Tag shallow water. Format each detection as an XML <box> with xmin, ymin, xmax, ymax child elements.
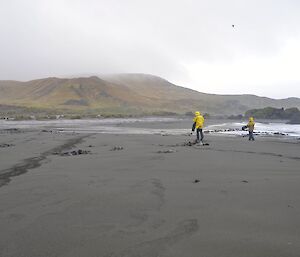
<box><xmin>0</xmin><ymin>117</ymin><xmax>190</xmax><ymax>135</ymax></box>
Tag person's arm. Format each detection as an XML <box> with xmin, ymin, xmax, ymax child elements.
<box><xmin>192</xmin><ymin>122</ymin><xmax>196</xmax><ymax>131</ymax></box>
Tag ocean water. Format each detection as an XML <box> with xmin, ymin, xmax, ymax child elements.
<box><xmin>206</xmin><ymin>122</ymin><xmax>300</xmax><ymax>137</ymax></box>
<box><xmin>1</xmin><ymin>118</ymin><xmax>300</xmax><ymax>137</ymax></box>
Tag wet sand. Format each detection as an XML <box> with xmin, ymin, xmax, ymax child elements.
<box><xmin>0</xmin><ymin>129</ymin><xmax>300</xmax><ymax>257</ymax></box>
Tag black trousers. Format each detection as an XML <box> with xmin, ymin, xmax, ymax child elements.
<box><xmin>249</xmin><ymin>131</ymin><xmax>255</xmax><ymax>141</ymax></box>
<box><xmin>197</xmin><ymin>128</ymin><xmax>204</xmax><ymax>141</ymax></box>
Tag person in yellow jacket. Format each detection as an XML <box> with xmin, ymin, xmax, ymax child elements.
<box><xmin>247</xmin><ymin>117</ymin><xmax>255</xmax><ymax>141</ymax></box>
<box><xmin>192</xmin><ymin>111</ymin><xmax>205</xmax><ymax>144</ymax></box>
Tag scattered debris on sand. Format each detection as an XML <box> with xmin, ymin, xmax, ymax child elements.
<box><xmin>184</xmin><ymin>141</ymin><xmax>195</xmax><ymax>146</ymax></box>
<box><xmin>41</xmin><ymin>129</ymin><xmax>64</xmax><ymax>134</ymax></box>
<box><xmin>157</xmin><ymin>149</ymin><xmax>176</xmax><ymax>153</ymax></box>
<box><xmin>154</xmin><ymin>132</ymin><xmax>171</xmax><ymax>136</ymax></box>
<box><xmin>273</xmin><ymin>132</ymin><xmax>288</xmax><ymax>136</ymax></box>
<box><xmin>111</xmin><ymin>146</ymin><xmax>124</xmax><ymax>151</ymax></box>
<box><xmin>183</xmin><ymin>141</ymin><xmax>210</xmax><ymax>147</ymax></box>
<box><xmin>0</xmin><ymin>128</ymin><xmax>21</xmax><ymax>134</ymax></box>
<box><xmin>0</xmin><ymin>143</ymin><xmax>14</xmax><ymax>148</ymax></box>
<box><xmin>53</xmin><ymin>149</ymin><xmax>91</xmax><ymax>156</ymax></box>
<box><xmin>162</xmin><ymin>141</ymin><xmax>210</xmax><ymax>148</ymax></box>
<box><xmin>41</xmin><ymin>129</ymin><xmax>53</xmax><ymax>133</ymax></box>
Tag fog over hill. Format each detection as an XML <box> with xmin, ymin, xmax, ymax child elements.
<box><xmin>1</xmin><ymin>74</ymin><xmax>300</xmax><ymax>116</ymax></box>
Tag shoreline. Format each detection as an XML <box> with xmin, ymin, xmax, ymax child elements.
<box><xmin>1</xmin><ymin>117</ymin><xmax>300</xmax><ymax>139</ymax></box>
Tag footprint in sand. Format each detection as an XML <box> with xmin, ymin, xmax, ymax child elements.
<box><xmin>107</xmin><ymin>219</ymin><xmax>199</xmax><ymax>257</ymax></box>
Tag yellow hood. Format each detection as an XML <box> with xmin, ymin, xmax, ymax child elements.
<box><xmin>193</xmin><ymin>111</ymin><xmax>204</xmax><ymax>129</ymax></box>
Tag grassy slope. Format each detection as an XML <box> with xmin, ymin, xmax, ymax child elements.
<box><xmin>0</xmin><ymin>74</ymin><xmax>300</xmax><ymax>115</ymax></box>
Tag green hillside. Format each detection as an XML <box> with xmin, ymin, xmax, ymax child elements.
<box><xmin>0</xmin><ymin>74</ymin><xmax>300</xmax><ymax>116</ymax></box>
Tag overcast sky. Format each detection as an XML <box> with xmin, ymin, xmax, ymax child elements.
<box><xmin>0</xmin><ymin>0</ymin><xmax>300</xmax><ymax>98</ymax></box>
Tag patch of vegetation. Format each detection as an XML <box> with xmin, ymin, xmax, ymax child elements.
<box><xmin>287</xmin><ymin>113</ymin><xmax>300</xmax><ymax>124</ymax></box>
<box><xmin>245</xmin><ymin>107</ymin><xmax>300</xmax><ymax>119</ymax></box>
<box><xmin>184</xmin><ymin>111</ymin><xmax>194</xmax><ymax>116</ymax></box>
<box><xmin>228</xmin><ymin>114</ymin><xmax>243</xmax><ymax>120</ymax></box>
<box><xmin>245</xmin><ymin>107</ymin><xmax>300</xmax><ymax>124</ymax></box>
<box><xmin>148</xmin><ymin>111</ymin><xmax>178</xmax><ymax>116</ymax></box>
<box><xmin>184</xmin><ymin>112</ymin><xmax>210</xmax><ymax>118</ymax></box>
<box><xmin>63</xmin><ymin>99</ymin><xmax>89</xmax><ymax>106</ymax></box>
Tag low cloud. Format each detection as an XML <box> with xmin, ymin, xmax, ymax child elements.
<box><xmin>0</xmin><ymin>0</ymin><xmax>299</xmax><ymax>98</ymax></box>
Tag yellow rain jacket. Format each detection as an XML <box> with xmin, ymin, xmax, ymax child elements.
<box><xmin>247</xmin><ymin>117</ymin><xmax>255</xmax><ymax>132</ymax></box>
<box><xmin>193</xmin><ymin>111</ymin><xmax>205</xmax><ymax>129</ymax></box>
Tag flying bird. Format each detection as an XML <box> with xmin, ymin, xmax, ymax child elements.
<box><xmin>232</xmin><ymin>24</ymin><xmax>235</xmax><ymax>28</ymax></box>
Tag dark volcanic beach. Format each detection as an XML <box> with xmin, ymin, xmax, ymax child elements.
<box><xmin>0</xmin><ymin>121</ymin><xmax>300</xmax><ymax>257</ymax></box>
